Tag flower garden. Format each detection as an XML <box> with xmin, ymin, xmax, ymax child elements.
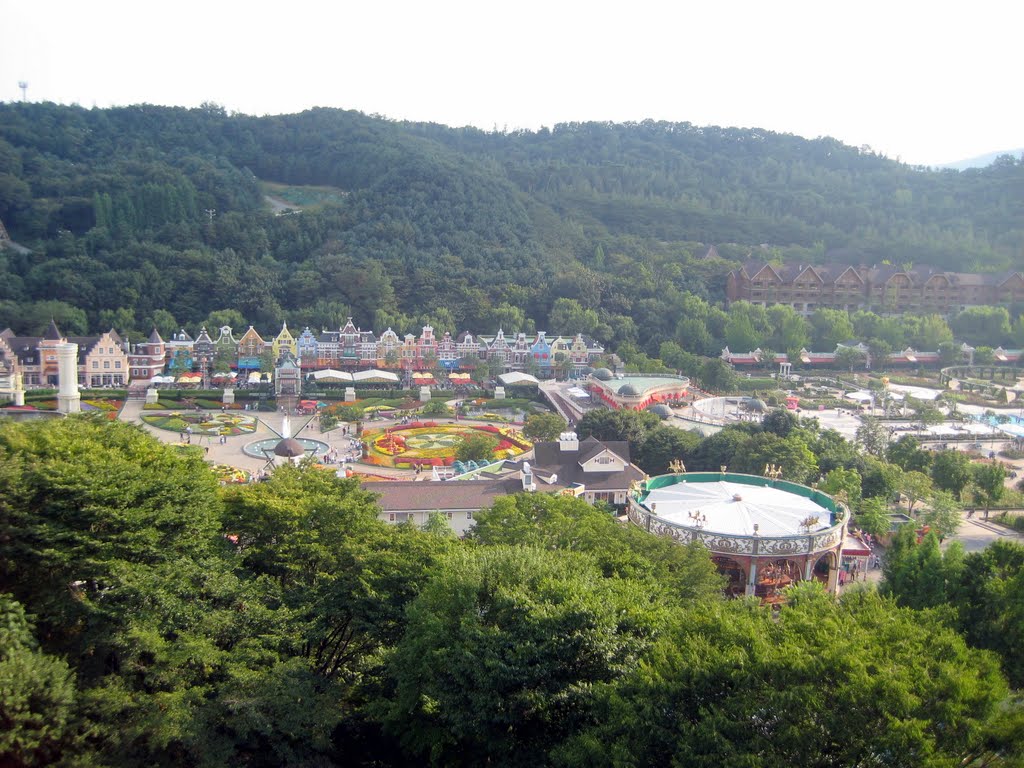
<box><xmin>141</xmin><ymin>411</ymin><xmax>258</xmax><ymax>436</ymax></box>
<box><xmin>20</xmin><ymin>398</ymin><xmax>123</xmax><ymax>420</ymax></box>
<box><xmin>362</xmin><ymin>422</ymin><xmax>532</xmax><ymax>468</ymax></box>
<box><xmin>209</xmin><ymin>464</ymin><xmax>250</xmax><ymax>484</ymax></box>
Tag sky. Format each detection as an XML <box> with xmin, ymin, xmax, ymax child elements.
<box><xmin>2</xmin><ymin>0</ymin><xmax>1021</xmax><ymax>167</ymax></box>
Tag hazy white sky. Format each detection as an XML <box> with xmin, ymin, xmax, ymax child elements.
<box><xmin>2</xmin><ymin>0</ymin><xmax>1020</xmax><ymax>166</ymax></box>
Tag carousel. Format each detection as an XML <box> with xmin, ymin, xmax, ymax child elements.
<box><xmin>627</xmin><ymin>464</ymin><xmax>848</xmax><ymax>601</ymax></box>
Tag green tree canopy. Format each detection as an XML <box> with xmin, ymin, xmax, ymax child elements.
<box><xmin>0</xmin><ymin>594</ymin><xmax>78</xmax><ymax>766</ymax></box>
<box><xmin>522</xmin><ymin>412</ymin><xmax>568</xmax><ymax>443</ymax></box>
<box><xmin>472</xmin><ymin>493</ymin><xmax>723</xmax><ymax>603</ymax></box>
<box><xmin>559</xmin><ymin>586</ymin><xmax>1014</xmax><ymax>768</ymax></box>
<box><xmin>379</xmin><ymin>546</ymin><xmax>669</xmax><ymax>765</ymax></box>
<box><xmin>455</xmin><ymin>431</ymin><xmax>499</xmax><ymax>462</ymax></box>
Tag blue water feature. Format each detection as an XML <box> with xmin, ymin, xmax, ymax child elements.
<box><xmin>975</xmin><ymin>412</ymin><xmax>1024</xmax><ymax>438</ymax></box>
<box><xmin>243</xmin><ymin>437</ymin><xmax>330</xmax><ymax>458</ymax></box>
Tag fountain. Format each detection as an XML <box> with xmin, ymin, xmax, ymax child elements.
<box><xmin>243</xmin><ymin>415</ymin><xmax>330</xmax><ymax>461</ymax></box>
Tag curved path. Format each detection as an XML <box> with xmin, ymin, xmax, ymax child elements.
<box><xmin>119</xmin><ymin>402</ymin><xmax>529</xmax><ymax>480</ymax></box>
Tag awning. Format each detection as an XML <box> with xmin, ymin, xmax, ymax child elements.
<box><xmin>996</xmin><ymin>353</ymin><xmax>1008</xmax><ymax>362</ymax></box>
<box><xmin>448</xmin><ymin>372</ymin><xmax>472</xmax><ymax>382</ymax></box>
<box><xmin>412</xmin><ymin>372</ymin><xmax>435</xmax><ymax>382</ymax></box>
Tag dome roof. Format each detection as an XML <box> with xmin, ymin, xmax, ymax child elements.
<box><xmin>644</xmin><ymin>480</ymin><xmax>832</xmax><ymax>538</ymax></box>
<box><xmin>618</xmin><ymin>383</ymin><xmax>641</xmax><ymax>396</ymax></box>
<box><xmin>274</xmin><ymin>437</ymin><xmax>306</xmax><ymax>458</ymax></box>
<box><xmin>648</xmin><ymin>403</ymin><xmax>673</xmax><ymax>418</ymax></box>
<box><xmin>592</xmin><ymin>367</ymin><xmax>614</xmax><ymax>381</ymax></box>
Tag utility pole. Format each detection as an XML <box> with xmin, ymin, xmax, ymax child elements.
<box><xmin>205</xmin><ymin>208</ymin><xmax>216</xmax><ymax>224</ymax></box>
<box><xmin>17</xmin><ymin>81</ymin><xmax>27</xmax><ymax>101</ymax></box>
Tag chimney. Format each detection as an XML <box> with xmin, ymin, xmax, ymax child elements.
<box><xmin>559</xmin><ymin>431</ymin><xmax>579</xmax><ymax>452</ymax></box>
<box><xmin>521</xmin><ymin>461</ymin><xmax>536</xmax><ymax>492</ymax></box>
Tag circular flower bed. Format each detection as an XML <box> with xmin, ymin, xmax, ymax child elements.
<box><xmin>362</xmin><ymin>422</ymin><xmax>532</xmax><ymax>468</ymax></box>
<box><xmin>141</xmin><ymin>411</ymin><xmax>258</xmax><ymax>436</ymax></box>
<box><xmin>210</xmin><ymin>464</ymin><xmax>250</xmax><ymax>484</ymax></box>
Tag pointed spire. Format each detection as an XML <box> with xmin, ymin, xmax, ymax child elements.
<box><xmin>44</xmin><ymin>318</ymin><xmax>63</xmax><ymax>341</ymax></box>
<box><xmin>148</xmin><ymin>327</ymin><xmax>164</xmax><ymax>344</ymax></box>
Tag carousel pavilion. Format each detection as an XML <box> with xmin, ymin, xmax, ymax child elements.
<box><xmin>627</xmin><ymin>471</ymin><xmax>848</xmax><ymax>600</ymax></box>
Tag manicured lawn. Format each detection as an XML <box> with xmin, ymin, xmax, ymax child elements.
<box><xmin>141</xmin><ymin>411</ymin><xmax>258</xmax><ymax>436</ymax></box>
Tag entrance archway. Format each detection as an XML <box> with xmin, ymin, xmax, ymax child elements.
<box><xmin>812</xmin><ymin>551</ymin><xmax>838</xmax><ymax>589</ymax></box>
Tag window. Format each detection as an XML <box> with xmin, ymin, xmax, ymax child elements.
<box><xmin>103</xmin><ymin>361</ymin><xmax>110</xmax><ymax>369</ymax></box>
<box><xmin>115</xmin><ymin>360</ymin><xmax>121</xmax><ymax>369</ymax></box>
<box><xmin>92</xmin><ymin>361</ymin><xmax>99</xmax><ymax>369</ymax></box>
<box><xmin>446</xmin><ymin>512</ymin><xmax>454</xmax><ymax>520</ymax></box>
<box><xmin>467</xmin><ymin>511</ymin><xmax>474</xmax><ymax>520</ymax></box>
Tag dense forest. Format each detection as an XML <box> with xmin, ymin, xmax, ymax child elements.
<box><xmin>4</xmin><ymin>415</ymin><xmax>1024</xmax><ymax>767</ymax></box>
<box><xmin>1</xmin><ymin>102</ymin><xmax>1023</xmax><ymax>361</ymax></box>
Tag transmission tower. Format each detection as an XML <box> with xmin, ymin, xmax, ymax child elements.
<box><xmin>17</xmin><ymin>82</ymin><xmax>27</xmax><ymax>101</ymax></box>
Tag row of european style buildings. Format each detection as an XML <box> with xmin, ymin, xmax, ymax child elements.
<box><xmin>726</xmin><ymin>261</ymin><xmax>1024</xmax><ymax>316</ymax></box>
<box><xmin>0</xmin><ymin>318</ymin><xmax>608</xmax><ymax>390</ymax></box>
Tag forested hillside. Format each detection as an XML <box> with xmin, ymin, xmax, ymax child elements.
<box><xmin>0</xmin><ymin>102</ymin><xmax>1022</xmax><ymax>353</ymax></box>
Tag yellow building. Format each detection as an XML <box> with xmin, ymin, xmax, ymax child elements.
<box><xmin>272</xmin><ymin>322</ymin><xmax>297</xmax><ymax>362</ymax></box>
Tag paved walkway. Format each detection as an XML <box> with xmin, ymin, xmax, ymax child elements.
<box><xmin>119</xmin><ymin>400</ymin><xmax>360</xmax><ymax>477</ymax></box>
<box><xmin>117</xmin><ymin>402</ymin><xmax>527</xmax><ymax>481</ymax></box>
<box><xmin>946</xmin><ymin>510</ymin><xmax>1024</xmax><ymax>553</ymax></box>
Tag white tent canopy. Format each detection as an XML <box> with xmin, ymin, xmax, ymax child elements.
<box><xmin>844</xmin><ymin>390</ymin><xmax>873</xmax><ymax>403</ymax></box>
<box><xmin>311</xmin><ymin>369</ymin><xmax>353</xmax><ymax>383</ymax></box>
<box><xmin>352</xmin><ymin>369</ymin><xmax>400</xmax><ymax>384</ymax></box>
<box><xmin>498</xmin><ymin>371</ymin><xmax>540</xmax><ymax>386</ymax></box>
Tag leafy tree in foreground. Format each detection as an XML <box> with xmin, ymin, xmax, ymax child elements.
<box><xmin>0</xmin><ymin>595</ymin><xmax>78</xmax><ymax>767</ymax></box>
<box><xmin>0</xmin><ymin>416</ymin><xmax>223</xmax><ymax>664</ymax></box>
<box><xmin>556</xmin><ymin>585</ymin><xmax>1019</xmax><ymax>768</ymax></box>
<box><xmin>472</xmin><ymin>493</ymin><xmax>723</xmax><ymax>603</ymax></box>
<box><xmin>882</xmin><ymin>526</ymin><xmax>965</xmax><ymax>610</ymax></box>
<box><xmin>379</xmin><ymin>546</ymin><xmax>668</xmax><ymax>766</ymax></box>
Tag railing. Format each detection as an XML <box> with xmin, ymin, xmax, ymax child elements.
<box><xmin>627</xmin><ymin>499</ymin><xmax>846</xmax><ymax>556</ymax></box>
<box><xmin>626</xmin><ymin>472</ymin><xmax>847</xmax><ymax>557</ymax></box>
